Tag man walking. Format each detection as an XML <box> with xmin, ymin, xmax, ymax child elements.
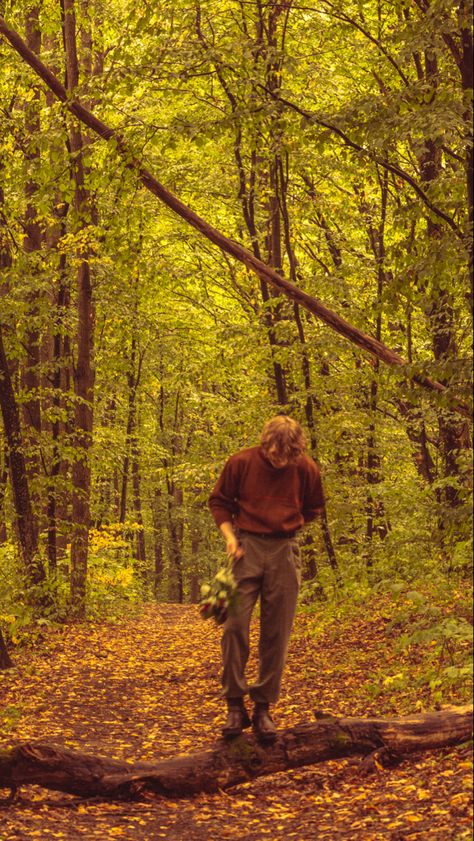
<box><xmin>208</xmin><ymin>415</ymin><xmax>325</xmax><ymax>742</ymax></box>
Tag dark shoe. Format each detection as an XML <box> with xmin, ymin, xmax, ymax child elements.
<box><xmin>222</xmin><ymin>704</ymin><xmax>251</xmax><ymax>739</ymax></box>
<box><xmin>252</xmin><ymin>705</ymin><xmax>277</xmax><ymax>743</ymax></box>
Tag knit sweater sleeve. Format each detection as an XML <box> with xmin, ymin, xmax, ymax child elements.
<box><xmin>208</xmin><ymin>456</ymin><xmax>241</xmax><ymax>527</ymax></box>
<box><xmin>302</xmin><ymin>458</ymin><xmax>325</xmax><ymax>523</ymax></box>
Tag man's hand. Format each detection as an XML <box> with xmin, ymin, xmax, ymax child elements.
<box><xmin>219</xmin><ymin>522</ymin><xmax>244</xmax><ymax>559</ymax></box>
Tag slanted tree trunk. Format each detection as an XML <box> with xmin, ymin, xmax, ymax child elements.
<box><xmin>0</xmin><ymin>707</ymin><xmax>471</xmax><ymax>800</ymax></box>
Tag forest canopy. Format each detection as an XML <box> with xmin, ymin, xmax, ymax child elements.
<box><xmin>0</xmin><ymin>0</ymin><xmax>472</xmax><ymax>643</ymax></box>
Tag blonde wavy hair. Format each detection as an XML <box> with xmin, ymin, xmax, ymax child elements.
<box><xmin>260</xmin><ymin>416</ymin><xmax>307</xmax><ymax>463</ymax></box>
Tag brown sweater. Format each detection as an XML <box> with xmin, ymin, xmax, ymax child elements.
<box><xmin>208</xmin><ymin>446</ymin><xmax>325</xmax><ymax>535</ymax></box>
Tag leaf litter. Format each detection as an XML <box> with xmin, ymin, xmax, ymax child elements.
<box><xmin>0</xmin><ymin>602</ymin><xmax>472</xmax><ymax>840</ymax></box>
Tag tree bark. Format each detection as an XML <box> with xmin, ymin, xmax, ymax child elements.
<box><xmin>0</xmin><ymin>190</ymin><xmax>42</xmax><ymax>585</ymax></box>
<box><xmin>0</xmin><ymin>444</ymin><xmax>8</xmax><ymax>544</ymax></box>
<box><xmin>21</xmin><ymin>4</ymin><xmax>43</xmax><ymax>489</ymax></box>
<box><xmin>152</xmin><ymin>487</ymin><xmax>164</xmax><ymax>598</ymax></box>
<box><xmin>355</xmin><ymin>175</ymin><xmax>391</xmax><ymax>556</ymax></box>
<box><xmin>167</xmin><ymin>486</ymin><xmax>184</xmax><ymax>603</ymax></box>
<box><xmin>62</xmin><ymin>0</ymin><xmax>96</xmax><ymax>616</ymax></box>
<box><xmin>416</xmin><ymin>49</ymin><xmax>469</xmax><ymax>527</ymax></box>
<box><xmin>0</xmin><ymin>627</ymin><xmax>13</xmax><ymax>669</ymax></box>
<box><xmin>278</xmin><ymin>161</ymin><xmax>339</xmax><ymax>577</ymax></box>
<box><xmin>0</xmin><ymin>15</ymin><xmax>467</xmax><ymax>415</ymax></box>
<box><xmin>131</xmin><ymin>440</ymin><xmax>146</xmax><ymax>574</ymax></box>
<box><xmin>0</xmin><ymin>706</ymin><xmax>471</xmax><ymax>800</ymax></box>
<box><xmin>0</xmin><ymin>328</ymin><xmax>42</xmax><ymax>585</ymax></box>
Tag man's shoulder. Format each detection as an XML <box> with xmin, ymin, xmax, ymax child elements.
<box><xmin>228</xmin><ymin>446</ymin><xmax>259</xmax><ymax>465</ymax></box>
<box><xmin>297</xmin><ymin>453</ymin><xmax>321</xmax><ymax>476</ymax></box>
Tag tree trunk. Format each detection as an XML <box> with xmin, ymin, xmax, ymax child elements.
<box><xmin>21</xmin><ymin>4</ymin><xmax>43</xmax><ymax>491</ymax></box>
<box><xmin>43</xmin><ymin>25</ymin><xmax>73</xmax><ymax>568</ymax></box>
<box><xmin>0</xmin><ymin>706</ymin><xmax>471</xmax><ymax>800</ymax></box>
<box><xmin>355</xmin><ymin>175</ymin><xmax>391</xmax><ymax>560</ymax></box>
<box><xmin>0</xmin><ymin>444</ymin><xmax>8</xmax><ymax>544</ymax></box>
<box><xmin>0</xmin><ymin>627</ymin><xmax>13</xmax><ymax>669</ymax></box>
<box><xmin>131</xmin><ymin>441</ymin><xmax>146</xmax><ymax>575</ymax></box>
<box><xmin>0</xmin><ymin>171</ymin><xmax>42</xmax><ymax>584</ymax></box>
<box><xmin>167</xmin><ymin>487</ymin><xmax>184</xmax><ymax>603</ymax></box>
<box><xmin>0</xmin><ymin>331</ymin><xmax>42</xmax><ymax>588</ymax></box>
<box><xmin>437</xmin><ymin>0</ymin><xmax>473</xmax><ymax>306</ymax></box>
<box><xmin>278</xmin><ymin>162</ymin><xmax>339</xmax><ymax>577</ymax></box>
<box><xmin>46</xmin><ymin>250</ymin><xmax>70</xmax><ymax>570</ymax></box>
<box><xmin>119</xmin><ymin>334</ymin><xmax>143</xmax><ymax>526</ymax></box>
<box><xmin>416</xmin><ymin>50</ymin><xmax>469</xmax><ymax>548</ymax></box>
<box><xmin>188</xmin><ymin>532</ymin><xmax>200</xmax><ymax>603</ymax></box>
<box><xmin>152</xmin><ymin>487</ymin><xmax>164</xmax><ymax>597</ymax></box>
<box><xmin>63</xmin><ymin>0</ymin><xmax>96</xmax><ymax>616</ymax></box>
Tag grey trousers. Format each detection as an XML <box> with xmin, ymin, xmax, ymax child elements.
<box><xmin>221</xmin><ymin>532</ymin><xmax>301</xmax><ymax>705</ymax></box>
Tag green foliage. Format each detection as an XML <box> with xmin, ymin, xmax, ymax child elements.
<box><xmin>199</xmin><ymin>563</ymin><xmax>238</xmax><ymax>625</ymax></box>
<box><xmin>302</xmin><ymin>570</ymin><xmax>472</xmax><ymax>707</ymax></box>
<box><xmin>378</xmin><ymin>578</ymin><xmax>472</xmax><ymax>703</ymax></box>
<box><xmin>0</xmin><ymin>544</ymin><xmax>69</xmax><ymax>645</ymax></box>
<box><xmin>86</xmin><ymin>524</ymin><xmax>144</xmax><ymax>619</ymax></box>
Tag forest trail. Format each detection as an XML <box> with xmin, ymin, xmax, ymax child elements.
<box><xmin>0</xmin><ymin>604</ymin><xmax>472</xmax><ymax>841</ymax></box>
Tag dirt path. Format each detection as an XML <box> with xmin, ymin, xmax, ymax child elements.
<box><xmin>0</xmin><ymin>604</ymin><xmax>472</xmax><ymax>840</ymax></box>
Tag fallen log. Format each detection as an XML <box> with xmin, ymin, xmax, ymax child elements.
<box><xmin>0</xmin><ymin>706</ymin><xmax>471</xmax><ymax>801</ymax></box>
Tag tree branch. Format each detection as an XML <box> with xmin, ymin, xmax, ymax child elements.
<box><xmin>261</xmin><ymin>86</ymin><xmax>464</xmax><ymax>239</ymax></box>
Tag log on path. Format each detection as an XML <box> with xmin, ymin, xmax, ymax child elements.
<box><xmin>0</xmin><ymin>707</ymin><xmax>471</xmax><ymax>801</ymax></box>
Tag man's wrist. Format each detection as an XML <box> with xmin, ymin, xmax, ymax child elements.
<box><xmin>219</xmin><ymin>521</ymin><xmax>235</xmax><ymax>539</ymax></box>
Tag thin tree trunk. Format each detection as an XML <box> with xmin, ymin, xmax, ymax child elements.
<box><xmin>131</xmin><ymin>438</ymin><xmax>146</xmax><ymax>574</ymax></box>
<box><xmin>62</xmin><ymin>0</ymin><xmax>96</xmax><ymax>616</ymax></box>
<box><xmin>119</xmin><ymin>351</ymin><xmax>136</xmax><ymax>524</ymax></box>
<box><xmin>21</xmin><ymin>4</ymin><xmax>43</xmax><ymax>489</ymax></box>
<box><xmin>278</xmin><ymin>160</ymin><xmax>339</xmax><ymax>577</ymax></box>
<box><xmin>354</xmin><ymin>175</ymin><xmax>392</xmax><ymax>559</ymax></box>
<box><xmin>0</xmin><ymin>184</ymin><xmax>42</xmax><ymax>586</ymax></box>
<box><xmin>44</xmin><ymin>25</ymin><xmax>72</xmax><ymax>568</ymax></box>
<box><xmin>189</xmin><ymin>532</ymin><xmax>200</xmax><ymax>603</ymax></box>
<box><xmin>152</xmin><ymin>487</ymin><xmax>163</xmax><ymax>598</ymax></box>
<box><xmin>0</xmin><ymin>444</ymin><xmax>8</xmax><ymax>544</ymax></box>
<box><xmin>167</xmin><ymin>486</ymin><xmax>184</xmax><ymax>603</ymax></box>
<box><xmin>0</xmin><ymin>628</ymin><xmax>12</xmax><ymax>669</ymax></box>
<box><xmin>0</xmin><ymin>327</ymin><xmax>42</xmax><ymax>585</ymax></box>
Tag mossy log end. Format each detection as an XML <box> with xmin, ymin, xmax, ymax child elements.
<box><xmin>0</xmin><ymin>706</ymin><xmax>471</xmax><ymax>801</ymax></box>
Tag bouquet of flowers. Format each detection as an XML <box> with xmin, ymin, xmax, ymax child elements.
<box><xmin>199</xmin><ymin>564</ymin><xmax>238</xmax><ymax>625</ymax></box>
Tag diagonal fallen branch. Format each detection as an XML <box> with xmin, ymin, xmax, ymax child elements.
<box><xmin>0</xmin><ymin>706</ymin><xmax>471</xmax><ymax>801</ymax></box>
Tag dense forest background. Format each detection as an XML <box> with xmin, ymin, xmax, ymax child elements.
<box><xmin>0</xmin><ymin>0</ymin><xmax>472</xmax><ymax>670</ymax></box>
